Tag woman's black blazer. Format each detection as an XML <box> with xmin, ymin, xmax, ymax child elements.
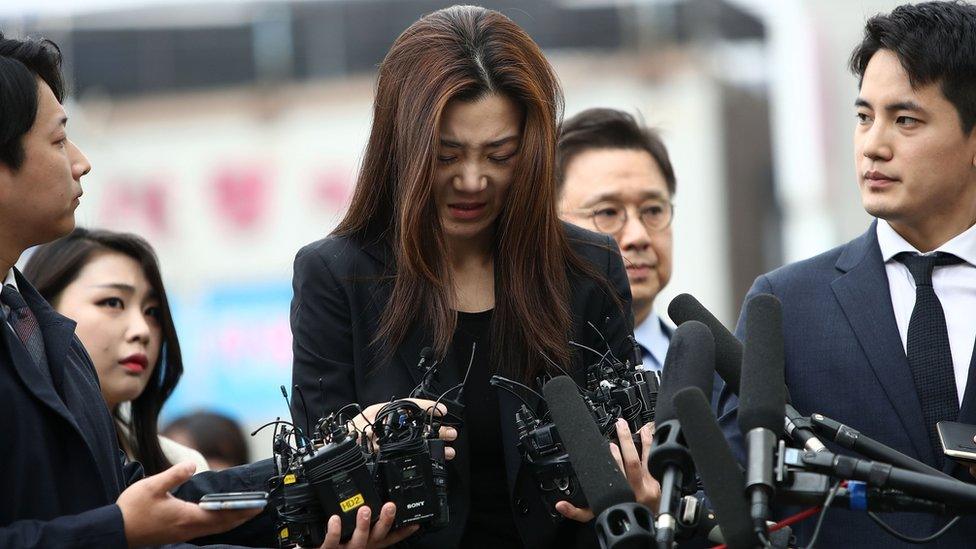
<box><xmin>290</xmin><ymin>221</ymin><xmax>634</xmax><ymax>548</ymax></box>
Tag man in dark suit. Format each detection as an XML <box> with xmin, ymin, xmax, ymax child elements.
<box><xmin>0</xmin><ymin>33</ymin><xmax>270</xmax><ymax>547</ymax></box>
<box><xmin>719</xmin><ymin>2</ymin><xmax>976</xmax><ymax>546</ymax></box>
<box><xmin>555</xmin><ymin>107</ymin><xmax>682</xmax><ymax>521</ymax></box>
<box><xmin>557</xmin><ymin>108</ymin><xmax>677</xmax><ymax>375</ymax></box>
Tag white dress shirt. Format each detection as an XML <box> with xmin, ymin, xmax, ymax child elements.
<box><xmin>2</xmin><ymin>268</ymin><xmax>17</xmax><ymax>329</ymax></box>
<box><xmin>877</xmin><ymin>220</ymin><xmax>976</xmax><ymax>404</ymax></box>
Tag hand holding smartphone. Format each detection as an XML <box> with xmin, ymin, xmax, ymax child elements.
<box><xmin>198</xmin><ymin>491</ymin><xmax>269</xmax><ymax>511</ymax></box>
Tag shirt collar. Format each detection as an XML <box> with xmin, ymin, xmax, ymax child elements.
<box><xmin>877</xmin><ymin>219</ymin><xmax>976</xmax><ymax>266</ymax></box>
<box><xmin>1</xmin><ymin>268</ymin><xmax>15</xmax><ymax>319</ymax></box>
<box><xmin>634</xmin><ymin>313</ymin><xmax>670</xmax><ymax>366</ymax></box>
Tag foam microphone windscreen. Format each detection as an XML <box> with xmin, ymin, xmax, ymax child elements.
<box><xmin>653</xmin><ymin>320</ymin><xmax>716</xmax><ymax>425</ymax></box>
<box><xmin>738</xmin><ymin>294</ymin><xmax>787</xmax><ymax>436</ymax></box>
<box><xmin>667</xmin><ymin>293</ymin><xmax>743</xmax><ymax>395</ymax></box>
<box><xmin>672</xmin><ymin>386</ymin><xmax>757</xmax><ymax>549</ymax></box>
<box><xmin>543</xmin><ymin>376</ymin><xmax>634</xmax><ymax>514</ymax></box>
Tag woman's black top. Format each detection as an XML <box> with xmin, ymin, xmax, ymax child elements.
<box><xmin>453</xmin><ymin>309</ymin><xmax>524</xmax><ymax>548</ymax></box>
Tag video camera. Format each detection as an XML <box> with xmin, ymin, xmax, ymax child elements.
<box><xmin>491</xmin><ymin>323</ymin><xmax>659</xmax><ymax>521</ymax></box>
<box><xmin>261</xmin><ymin>388</ymin><xmax>450</xmax><ymax>548</ymax></box>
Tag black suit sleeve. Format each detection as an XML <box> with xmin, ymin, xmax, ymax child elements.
<box><xmin>290</xmin><ymin>244</ymin><xmax>357</xmax><ymax>433</ymax></box>
<box><xmin>0</xmin><ymin>505</ymin><xmax>127</xmax><ymax>549</ymax></box>
<box><xmin>599</xmin><ymin>235</ymin><xmax>636</xmax><ymax>362</ymax></box>
<box><xmin>178</xmin><ymin>460</ymin><xmax>278</xmax><ymax>548</ymax></box>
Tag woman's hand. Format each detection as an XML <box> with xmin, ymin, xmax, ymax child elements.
<box><xmin>554</xmin><ymin>419</ymin><xmax>661</xmax><ymax>522</ymax></box>
<box><xmin>316</xmin><ymin>503</ymin><xmax>418</xmax><ymax>549</ymax></box>
<box><xmin>353</xmin><ymin>398</ymin><xmax>458</xmax><ymax>460</ymax></box>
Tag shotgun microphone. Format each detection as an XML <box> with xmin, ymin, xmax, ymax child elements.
<box><xmin>668</xmin><ymin>293</ymin><xmax>826</xmax><ymax>453</ymax></box>
<box><xmin>737</xmin><ymin>294</ymin><xmax>787</xmax><ymax>541</ymax></box>
<box><xmin>543</xmin><ymin>376</ymin><xmax>654</xmax><ymax>549</ymax></box>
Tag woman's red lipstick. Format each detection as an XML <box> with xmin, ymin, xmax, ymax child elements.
<box><xmin>119</xmin><ymin>353</ymin><xmax>148</xmax><ymax>374</ymax></box>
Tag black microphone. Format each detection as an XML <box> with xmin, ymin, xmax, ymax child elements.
<box><xmin>417</xmin><ymin>346</ymin><xmax>433</xmax><ymax>370</ymax></box>
<box><xmin>649</xmin><ymin>321</ymin><xmax>715</xmax><ymax>548</ymax></box>
<box><xmin>808</xmin><ymin>413</ymin><xmax>952</xmax><ymax>479</ymax></box>
<box><xmin>410</xmin><ymin>347</ymin><xmax>436</xmax><ymax>398</ymax></box>
<box><xmin>783</xmin><ymin>447</ymin><xmax>976</xmax><ymax>509</ymax></box>
<box><xmin>830</xmin><ymin>484</ymin><xmax>964</xmax><ymax>515</ymax></box>
<box><xmin>672</xmin><ymin>386</ymin><xmax>758</xmax><ymax>549</ymax></box>
<box><xmin>668</xmin><ymin>293</ymin><xmax>826</xmax><ymax>453</ymax></box>
<box><xmin>543</xmin><ymin>376</ymin><xmax>654</xmax><ymax>549</ymax></box>
<box><xmin>776</xmin><ymin>468</ymin><xmax>963</xmax><ymax>515</ymax></box>
<box><xmin>738</xmin><ymin>294</ymin><xmax>786</xmax><ymax>540</ymax></box>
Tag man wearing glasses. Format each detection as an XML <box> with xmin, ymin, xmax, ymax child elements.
<box><xmin>557</xmin><ymin>108</ymin><xmax>676</xmax><ymax>373</ymax></box>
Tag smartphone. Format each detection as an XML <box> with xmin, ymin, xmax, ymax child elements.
<box><xmin>198</xmin><ymin>491</ymin><xmax>269</xmax><ymax>511</ymax></box>
<box><xmin>937</xmin><ymin>421</ymin><xmax>976</xmax><ymax>464</ymax></box>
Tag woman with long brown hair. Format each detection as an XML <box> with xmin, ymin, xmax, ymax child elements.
<box><xmin>291</xmin><ymin>6</ymin><xmax>656</xmax><ymax>548</ymax></box>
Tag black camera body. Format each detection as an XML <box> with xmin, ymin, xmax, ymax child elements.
<box><xmin>265</xmin><ymin>395</ymin><xmax>452</xmax><ymax>548</ymax></box>
<box><xmin>303</xmin><ymin>432</ymin><xmax>382</xmax><ymax>539</ymax></box>
<box><xmin>514</xmin><ymin>405</ymin><xmax>588</xmax><ymax>519</ymax></box>
<box><xmin>370</xmin><ymin>400</ymin><xmax>450</xmax><ymax>531</ymax></box>
<box><xmin>267</xmin><ymin>414</ymin><xmax>381</xmax><ymax>547</ymax></box>
<box><xmin>270</xmin><ymin>470</ymin><xmax>324</xmax><ymax>548</ymax></box>
<box><xmin>492</xmin><ymin>331</ymin><xmax>659</xmax><ymax>522</ymax></box>
<box><xmin>585</xmin><ymin>356</ymin><xmax>660</xmax><ymax>452</ymax></box>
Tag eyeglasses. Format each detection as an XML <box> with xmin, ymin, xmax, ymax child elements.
<box><xmin>568</xmin><ymin>200</ymin><xmax>674</xmax><ymax>235</ymax></box>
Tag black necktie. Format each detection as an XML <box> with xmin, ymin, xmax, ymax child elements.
<box><xmin>1</xmin><ymin>284</ymin><xmax>52</xmax><ymax>384</ymax></box>
<box><xmin>896</xmin><ymin>252</ymin><xmax>963</xmax><ymax>464</ymax></box>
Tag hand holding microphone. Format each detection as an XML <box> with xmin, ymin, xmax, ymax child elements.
<box><xmin>544</xmin><ymin>376</ymin><xmax>655</xmax><ymax>549</ymax></box>
<box><xmin>555</xmin><ymin>419</ymin><xmax>659</xmax><ymax>522</ymax></box>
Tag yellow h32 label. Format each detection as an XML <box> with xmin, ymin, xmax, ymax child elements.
<box><xmin>340</xmin><ymin>494</ymin><xmax>365</xmax><ymax>513</ymax></box>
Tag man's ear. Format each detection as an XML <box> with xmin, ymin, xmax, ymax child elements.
<box><xmin>968</xmin><ymin>126</ymin><xmax>976</xmax><ymax>170</ymax></box>
<box><xmin>0</xmin><ymin>162</ymin><xmax>13</xmax><ymax>202</ymax></box>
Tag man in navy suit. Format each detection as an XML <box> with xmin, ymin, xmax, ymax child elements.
<box><xmin>719</xmin><ymin>2</ymin><xmax>976</xmax><ymax>546</ymax></box>
<box><xmin>0</xmin><ymin>33</ymin><xmax>268</xmax><ymax>547</ymax></box>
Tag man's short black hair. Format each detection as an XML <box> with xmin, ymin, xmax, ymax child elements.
<box><xmin>556</xmin><ymin>108</ymin><xmax>676</xmax><ymax>196</ymax></box>
<box><xmin>849</xmin><ymin>1</ymin><xmax>976</xmax><ymax>134</ymax></box>
<box><xmin>0</xmin><ymin>32</ymin><xmax>65</xmax><ymax>171</ymax></box>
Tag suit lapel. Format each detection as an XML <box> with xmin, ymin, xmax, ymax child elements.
<box><xmin>7</xmin><ymin>271</ymin><xmax>113</xmax><ymax>496</ymax></box>
<box><xmin>830</xmin><ymin>222</ymin><xmax>933</xmax><ymax>464</ymax></box>
<box><xmin>956</xmin><ymin>349</ymin><xmax>976</xmax><ymax>424</ymax></box>
<box><xmin>1</xmin><ymin>322</ymin><xmax>76</xmax><ymax>424</ymax></box>
<box><xmin>5</xmin><ymin>271</ymin><xmax>80</xmax><ymax>430</ymax></box>
<box><xmin>359</xmin><ymin>234</ymin><xmax>429</xmax><ymax>388</ymax></box>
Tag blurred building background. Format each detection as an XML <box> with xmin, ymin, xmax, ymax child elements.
<box><xmin>1</xmin><ymin>0</ymin><xmax>906</xmax><ymax>459</ymax></box>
